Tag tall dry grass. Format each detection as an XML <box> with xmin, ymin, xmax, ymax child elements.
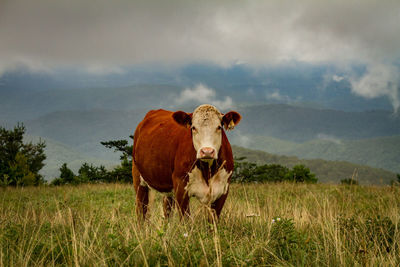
<box><xmin>0</xmin><ymin>183</ymin><xmax>399</xmax><ymax>266</ymax></box>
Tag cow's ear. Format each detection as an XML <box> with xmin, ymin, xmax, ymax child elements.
<box><xmin>172</xmin><ymin>111</ymin><xmax>192</xmax><ymax>128</ymax></box>
<box><xmin>222</xmin><ymin>111</ymin><xmax>241</xmax><ymax>130</ymax></box>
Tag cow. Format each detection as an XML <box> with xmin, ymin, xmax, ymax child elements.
<box><xmin>132</xmin><ymin>104</ymin><xmax>241</xmax><ymax>220</ymax></box>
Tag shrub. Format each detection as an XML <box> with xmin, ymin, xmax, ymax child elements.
<box><xmin>232</xmin><ymin>158</ymin><xmax>317</xmax><ymax>183</ymax></box>
<box><xmin>284</xmin><ymin>165</ymin><xmax>317</xmax><ymax>183</ymax></box>
<box><xmin>269</xmin><ymin>217</ymin><xmax>314</xmax><ymax>263</ymax></box>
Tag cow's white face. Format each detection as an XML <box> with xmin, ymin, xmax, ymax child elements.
<box><xmin>173</xmin><ymin>104</ymin><xmax>241</xmax><ymax>162</ymax></box>
<box><xmin>191</xmin><ymin>105</ymin><xmax>223</xmax><ymax>161</ymax></box>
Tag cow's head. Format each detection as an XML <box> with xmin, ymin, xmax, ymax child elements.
<box><xmin>173</xmin><ymin>104</ymin><xmax>241</xmax><ymax>162</ymax></box>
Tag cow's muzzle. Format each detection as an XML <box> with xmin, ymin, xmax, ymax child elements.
<box><xmin>199</xmin><ymin>147</ymin><xmax>216</xmax><ymax>160</ymax></box>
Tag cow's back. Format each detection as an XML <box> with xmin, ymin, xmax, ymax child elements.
<box><xmin>133</xmin><ymin>109</ymin><xmax>192</xmax><ymax>192</ymax></box>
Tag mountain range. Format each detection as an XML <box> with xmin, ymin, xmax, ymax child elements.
<box><xmin>1</xmin><ymin>65</ymin><xmax>399</xmax><ymax>183</ymax></box>
<box><xmin>15</xmin><ymin>103</ymin><xmax>399</xmax><ymax>180</ymax></box>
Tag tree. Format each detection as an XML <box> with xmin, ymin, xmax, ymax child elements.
<box><xmin>253</xmin><ymin>164</ymin><xmax>290</xmax><ymax>182</ymax></box>
<box><xmin>284</xmin><ymin>165</ymin><xmax>318</xmax><ymax>183</ymax></box>
<box><xmin>231</xmin><ymin>157</ymin><xmax>257</xmax><ymax>182</ymax></box>
<box><xmin>101</xmin><ymin>138</ymin><xmax>133</xmax><ymax>183</ymax></box>
<box><xmin>397</xmin><ymin>173</ymin><xmax>400</xmax><ymax>183</ymax></box>
<box><xmin>100</xmin><ymin>138</ymin><xmax>132</xmax><ymax>160</ymax></box>
<box><xmin>59</xmin><ymin>163</ymin><xmax>76</xmax><ymax>184</ymax></box>
<box><xmin>78</xmin><ymin>162</ymin><xmax>109</xmax><ymax>183</ymax></box>
<box><xmin>0</xmin><ymin>124</ymin><xmax>46</xmax><ymax>186</ymax></box>
<box><xmin>8</xmin><ymin>153</ymin><xmax>36</xmax><ymax>186</ymax></box>
<box><xmin>232</xmin><ymin>157</ymin><xmax>290</xmax><ymax>183</ymax></box>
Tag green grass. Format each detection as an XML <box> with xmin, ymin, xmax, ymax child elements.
<box><xmin>1</xmin><ymin>183</ymin><xmax>399</xmax><ymax>266</ymax></box>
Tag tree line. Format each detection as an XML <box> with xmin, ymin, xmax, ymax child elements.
<box><xmin>232</xmin><ymin>157</ymin><xmax>318</xmax><ymax>183</ymax></box>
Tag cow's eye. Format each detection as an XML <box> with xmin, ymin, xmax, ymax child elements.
<box><xmin>191</xmin><ymin>126</ymin><xmax>196</xmax><ymax>131</ymax></box>
<box><xmin>217</xmin><ymin>125</ymin><xmax>222</xmax><ymax>131</ymax></box>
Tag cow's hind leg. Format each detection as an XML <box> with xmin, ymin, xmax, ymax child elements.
<box><xmin>132</xmin><ymin>163</ymin><xmax>149</xmax><ymax>220</ymax></box>
<box><xmin>136</xmin><ymin>181</ymin><xmax>149</xmax><ymax>220</ymax></box>
<box><xmin>163</xmin><ymin>194</ymin><xmax>174</xmax><ymax>218</ymax></box>
<box><xmin>172</xmin><ymin>175</ymin><xmax>190</xmax><ymax>217</ymax></box>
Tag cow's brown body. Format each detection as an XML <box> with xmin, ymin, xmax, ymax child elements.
<box><xmin>132</xmin><ymin>108</ymin><xmax>235</xmax><ymax>219</ymax></box>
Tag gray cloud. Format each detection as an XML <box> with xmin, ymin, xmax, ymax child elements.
<box><xmin>176</xmin><ymin>84</ymin><xmax>234</xmax><ymax>110</ymax></box>
<box><xmin>1</xmin><ymin>0</ymin><xmax>400</xmax><ymax>109</ymax></box>
<box><xmin>349</xmin><ymin>64</ymin><xmax>400</xmax><ymax>113</ymax></box>
<box><xmin>265</xmin><ymin>90</ymin><xmax>291</xmax><ymax>103</ymax></box>
<box><xmin>1</xmin><ymin>0</ymin><xmax>399</xmax><ymax>68</ymax></box>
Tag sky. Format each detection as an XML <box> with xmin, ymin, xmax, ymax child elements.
<box><xmin>1</xmin><ymin>0</ymin><xmax>400</xmax><ymax>110</ymax></box>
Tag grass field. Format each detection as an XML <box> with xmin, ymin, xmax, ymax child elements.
<box><xmin>1</xmin><ymin>183</ymin><xmax>399</xmax><ymax>266</ymax></box>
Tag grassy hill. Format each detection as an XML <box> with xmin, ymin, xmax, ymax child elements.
<box><xmin>232</xmin><ymin>146</ymin><xmax>397</xmax><ymax>185</ymax></box>
<box><xmin>233</xmin><ymin>135</ymin><xmax>400</xmax><ymax>173</ymax></box>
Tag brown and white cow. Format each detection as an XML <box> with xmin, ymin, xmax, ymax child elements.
<box><xmin>132</xmin><ymin>104</ymin><xmax>241</xmax><ymax>219</ymax></box>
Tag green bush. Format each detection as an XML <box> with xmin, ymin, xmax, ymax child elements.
<box><xmin>232</xmin><ymin>158</ymin><xmax>318</xmax><ymax>183</ymax></box>
<box><xmin>269</xmin><ymin>217</ymin><xmax>314</xmax><ymax>263</ymax></box>
<box><xmin>284</xmin><ymin>165</ymin><xmax>317</xmax><ymax>183</ymax></box>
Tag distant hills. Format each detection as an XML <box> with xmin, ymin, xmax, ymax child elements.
<box><xmin>1</xmin><ymin>68</ymin><xmax>399</xmax><ymax>183</ymax></box>
<box><xmin>14</xmin><ymin>103</ymin><xmax>399</xmax><ymax>176</ymax></box>
<box><xmin>0</xmin><ymin>84</ymin><xmax>181</xmax><ymax>122</ymax></box>
<box><xmin>231</xmin><ymin>134</ymin><xmax>400</xmax><ymax>174</ymax></box>
<box><xmin>236</xmin><ymin>104</ymin><xmax>400</xmax><ymax>142</ymax></box>
<box><xmin>232</xmin><ymin>146</ymin><xmax>397</xmax><ymax>185</ymax></box>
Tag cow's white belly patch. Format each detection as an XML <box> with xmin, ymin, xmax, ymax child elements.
<box><xmin>185</xmin><ymin>165</ymin><xmax>231</xmax><ymax>204</ymax></box>
<box><xmin>139</xmin><ymin>175</ymin><xmax>173</xmax><ymax>196</ymax></box>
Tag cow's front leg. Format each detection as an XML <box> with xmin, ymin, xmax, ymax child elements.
<box><xmin>208</xmin><ymin>161</ymin><xmax>231</xmax><ymax>220</ymax></box>
<box><xmin>210</xmin><ymin>191</ymin><xmax>229</xmax><ymax>220</ymax></box>
<box><xmin>172</xmin><ymin>176</ymin><xmax>190</xmax><ymax>217</ymax></box>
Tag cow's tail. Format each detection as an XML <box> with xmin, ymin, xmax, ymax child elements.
<box><xmin>132</xmin><ymin>130</ymin><xmax>137</xmax><ymax>164</ymax></box>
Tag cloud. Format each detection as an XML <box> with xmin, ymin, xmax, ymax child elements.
<box><xmin>1</xmin><ymin>0</ymin><xmax>399</xmax><ymax>69</ymax></box>
<box><xmin>350</xmin><ymin>64</ymin><xmax>400</xmax><ymax>113</ymax></box>
<box><xmin>266</xmin><ymin>90</ymin><xmax>291</xmax><ymax>103</ymax></box>
<box><xmin>332</xmin><ymin>75</ymin><xmax>344</xmax><ymax>82</ymax></box>
<box><xmin>176</xmin><ymin>84</ymin><xmax>234</xmax><ymax>110</ymax></box>
<box><xmin>1</xmin><ymin>0</ymin><xmax>400</xmax><ymax>111</ymax></box>
<box><xmin>84</xmin><ymin>64</ymin><xmax>125</xmax><ymax>75</ymax></box>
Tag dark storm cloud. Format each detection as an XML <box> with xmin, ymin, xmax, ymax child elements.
<box><xmin>1</xmin><ymin>0</ymin><xmax>399</xmax><ymax>67</ymax></box>
<box><xmin>1</xmin><ymin>0</ymin><xmax>399</xmax><ymax>109</ymax></box>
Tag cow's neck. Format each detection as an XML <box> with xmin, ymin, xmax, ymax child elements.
<box><xmin>195</xmin><ymin>159</ymin><xmax>221</xmax><ymax>185</ymax></box>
